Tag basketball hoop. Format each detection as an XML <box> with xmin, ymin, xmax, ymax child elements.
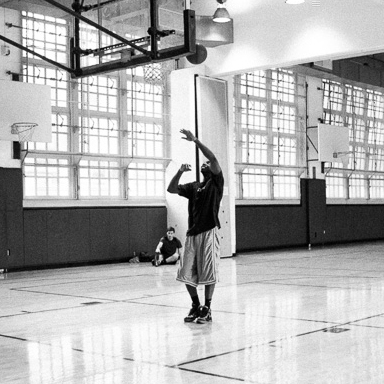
<box><xmin>143</xmin><ymin>61</ymin><xmax>175</xmax><ymax>86</ymax></box>
<box><xmin>333</xmin><ymin>151</ymin><xmax>351</xmax><ymax>168</ymax></box>
<box><xmin>11</xmin><ymin>122</ymin><xmax>38</xmax><ymax>142</ymax></box>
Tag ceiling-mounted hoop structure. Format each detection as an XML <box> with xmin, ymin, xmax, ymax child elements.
<box><xmin>0</xmin><ymin>0</ymin><xmax>196</xmax><ymax>79</ymax></box>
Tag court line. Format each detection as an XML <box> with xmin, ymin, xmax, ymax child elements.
<box><xmin>0</xmin><ymin>332</ymin><xmax>250</xmax><ymax>383</ymax></box>
<box><xmin>176</xmin><ymin>311</ymin><xmax>384</xmax><ymax>368</ymax></box>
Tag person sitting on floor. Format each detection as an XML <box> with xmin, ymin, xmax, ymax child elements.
<box><xmin>152</xmin><ymin>226</ymin><xmax>182</xmax><ymax>266</ymax></box>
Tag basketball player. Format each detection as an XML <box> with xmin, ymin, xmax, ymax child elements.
<box><xmin>167</xmin><ymin>129</ymin><xmax>224</xmax><ymax>324</ymax></box>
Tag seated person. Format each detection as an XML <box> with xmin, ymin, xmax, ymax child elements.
<box><xmin>153</xmin><ymin>226</ymin><xmax>182</xmax><ymax>266</ymax></box>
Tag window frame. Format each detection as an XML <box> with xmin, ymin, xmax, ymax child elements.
<box><xmin>323</xmin><ymin>77</ymin><xmax>384</xmax><ymax>204</ymax></box>
<box><xmin>21</xmin><ymin>11</ymin><xmax>170</xmax><ymax>207</ymax></box>
<box><xmin>234</xmin><ymin>69</ymin><xmax>307</xmax><ymax>204</ymax></box>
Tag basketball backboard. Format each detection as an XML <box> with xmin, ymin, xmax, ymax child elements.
<box><xmin>33</xmin><ymin>0</ymin><xmax>196</xmax><ymax>78</ymax></box>
<box><xmin>318</xmin><ymin>123</ymin><xmax>349</xmax><ymax>163</ymax></box>
<box><xmin>0</xmin><ymin>81</ymin><xmax>52</xmax><ymax>143</ymax></box>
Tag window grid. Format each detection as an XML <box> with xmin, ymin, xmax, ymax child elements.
<box><xmin>78</xmin><ymin>160</ymin><xmax>120</xmax><ymax>198</ymax></box>
<box><xmin>273</xmin><ymin>170</ymin><xmax>299</xmax><ymax>199</ymax></box>
<box><xmin>22</xmin><ymin>12</ymin><xmax>67</xmax><ymax>64</ymax></box>
<box><xmin>323</xmin><ymin>79</ymin><xmax>384</xmax><ymax>201</ymax></box>
<box><xmin>235</xmin><ymin>69</ymin><xmax>305</xmax><ymax>200</ymax></box>
<box><xmin>240</xmin><ymin>72</ymin><xmax>267</xmax><ymax>98</ymax></box>
<box><xmin>242</xmin><ymin>168</ymin><xmax>269</xmax><ymax>199</ymax></box>
<box><xmin>128</xmin><ymin>163</ymin><xmax>165</xmax><ymax>198</ymax></box>
<box><xmin>21</xmin><ymin>13</ymin><xmax>167</xmax><ymax>201</ymax></box>
<box><xmin>326</xmin><ymin>173</ymin><xmax>346</xmax><ymax>199</ymax></box>
<box><xmin>128</xmin><ymin>122</ymin><xmax>164</xmax><ymax>158</ymax></box>
<box><xmin>127</xmin><ymin>76</ymin><xmax>163</xmax><ymax>119</ymax></box>
<box><xmin>349</xmin><ymin>175</ymin><xmax>367</xmax><ymax>199</ymax></box>
<box><xmin>370</xmin><ymin>177</ymin><xmax>384</xmax><ymax>199</ymax></box>
<box><xmin>79</xmin><ymin>117</ymin><xmax>119</xmax><ymax>155</ymax></box>
<box><xmin>24</xmin><ymin>158</ymin><xmax>70</xmax><ymax>198</ymax></box>
<box><xmin>273</xmin><ymin>137</ymin><xmax>297</xmax><ymax>166</ymax></box>
<box><xmin>243</xmin><ymin>133</ymin><xmax>268</xmax><ymax>164</ymax></box>
<box><xmin>79</xmin><ymin>75</ymin><xmax>118</xmax><ymax>113</ymax></box>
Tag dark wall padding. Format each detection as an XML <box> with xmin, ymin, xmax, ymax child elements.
<box><xmin>236</xmin><ymin>179</ymin><xmax>384</xmax><ymax>252</ymax></box>
<box><xmin>0</xmin><ymin>168</ymin><xmax>24</xmax><ymax>269</ymax></box>
<box><xmin>21</xmin><ymin>206</ymin><xmax>166</xmax><ymax>269</ymax></box>
<box><xmin>236</xmin><ymin>204</ymin><xmax>307</xmax><ymax>252</ymax></box>
<box><xmin>303</xmin><ymin>178</ymin><xmax>327</xmax><ymax>245</ymax></box>
<box><xmin>325</xmin><ymin>205</ymin><xmax>384</xmax><ymax>243</ymax></box>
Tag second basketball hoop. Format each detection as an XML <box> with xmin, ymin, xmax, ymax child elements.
<box><xmin>11</xmin><ymin>122</ymin><xmax>38</xmax><ymax>142</ymax></box>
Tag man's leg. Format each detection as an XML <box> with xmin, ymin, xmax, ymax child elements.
<box><xmin>152</xmin><ymin>253</ymin><xmax>163</xmax><ymax>267</ymax></box>
<box><xmin>204</xmin><ymin>283</ymin><xmax>215</xmax><ymax>309</ymax></box>
<box><xmin>165</xmin><ymin>252</ymin><xmax>179</xmax><ymax>264</ymax></box>
<box><xmin>195</xmin><ymin>283</ymin><xmax>214</xmax><ymax>324</ymax></box>
<box><xmin>184</xmin><ymin>284</ymin><xmax>201</xmax><ymax>322</ymax></box>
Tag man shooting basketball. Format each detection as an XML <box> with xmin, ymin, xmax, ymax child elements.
<box><xmin>167</xmin><ymin>129</ymin><xmax>224</xmax><ymax>324</ymax></box>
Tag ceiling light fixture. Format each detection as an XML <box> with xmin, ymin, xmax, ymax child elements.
<box><xmin>213</xmin><ymin>0</ymin><xmax>231</xmax><ymax>23</ymax></box>
<box><xmin>285</xmin><ymin>0</ymin><xmax>305</xmax><ymax>4</ymax></box>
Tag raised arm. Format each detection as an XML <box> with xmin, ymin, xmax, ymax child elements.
<box><xmin>167</xmin><ymin>163</ymin><xmax>191</xmax><ymax>194</ymax></box>
<box><xmin>180</xmin><ymin>129</ymin><xmax>222</xmax><ymax>174</ymax></box>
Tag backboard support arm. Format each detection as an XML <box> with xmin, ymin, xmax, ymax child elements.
<box><xmin>2</xmin><ymin>0</ymin><xmax>196</xmax><ymax>79</ymax></box>
<box><xmin>0</xmin><ymin>34</ymin><xmax>75</xmax><ymax>74</ymax></box>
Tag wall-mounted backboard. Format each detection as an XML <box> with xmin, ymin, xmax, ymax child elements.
<box><xmin>0</xmin><ymin>80</ymin><xmax>52</xmax><ymax>142</ymax></box>
<box><xmin>318</xmin><ymin>123</ymin><xmax>349</xmax><ymax>162</ymax></box>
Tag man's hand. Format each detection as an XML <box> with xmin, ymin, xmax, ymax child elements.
<box><xmin>180</xmin><ymin>163</ymin><xmax>191</xmax><ymax>172</ymax></box>
<box><xmin>167</xmin><ymin>163</ymin><xmax>190</xmax><ymax>193</ymax></box>
<box><xmin>180</xmin><ymin>129</ymin><xmax>196</xmax><ymax>142</ymax></box>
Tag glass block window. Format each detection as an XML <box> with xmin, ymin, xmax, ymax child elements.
<box><xmin>323</xmin><ymin>79</ymin><xmax>384</xmax><ymax>201</ymax></box>
<box><xmin>234</xmin><ymin>69</ymin><xmax>306</xmax><ymax>200</ymax></box>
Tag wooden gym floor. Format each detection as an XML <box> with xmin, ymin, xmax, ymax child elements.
<box><xmin>1</xmin><ymin>241</ymin><xmax>384</xmax><ymax>383</ymax></box>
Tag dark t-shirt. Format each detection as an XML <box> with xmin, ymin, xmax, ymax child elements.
<box><xmin>160</xmin><ymin>236</ymin><xmax>182</xmax><ymax>257</ymax></box>
<box><xmin>178</xmin><ymin>171</ymin><xmax>224</xmax><ymax>236</ymax></box>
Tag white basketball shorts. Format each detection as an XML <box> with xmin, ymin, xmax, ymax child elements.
<box><xmin>176</xmin><ymin>227</ymin><xmax>220</xmax><ymax>287</ymax></box>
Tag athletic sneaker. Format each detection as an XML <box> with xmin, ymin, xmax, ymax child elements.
<box><xmin>184</xmin><ymin>304</ymin><xmax>200</xmax><ymax>322</ymax></box>
<box><xmin>196</xmin><ymin>305</ymin><xmax>212</xmax><ymax>324</ymax></box>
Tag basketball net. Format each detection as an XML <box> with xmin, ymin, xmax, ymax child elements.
<box><xmin>143</xmin><ymin>61</ymin><xmax>175</xmax><ymax>87</ymax></box>
<box><xmin>333</xmin><ymin>151</ymin><xmax>350</xmax><ymax>168</ymax></box>
<box><xmin>11</xmin><ymin>122</ymin><xmax>37</xmax><ymax>142</ymax></box>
